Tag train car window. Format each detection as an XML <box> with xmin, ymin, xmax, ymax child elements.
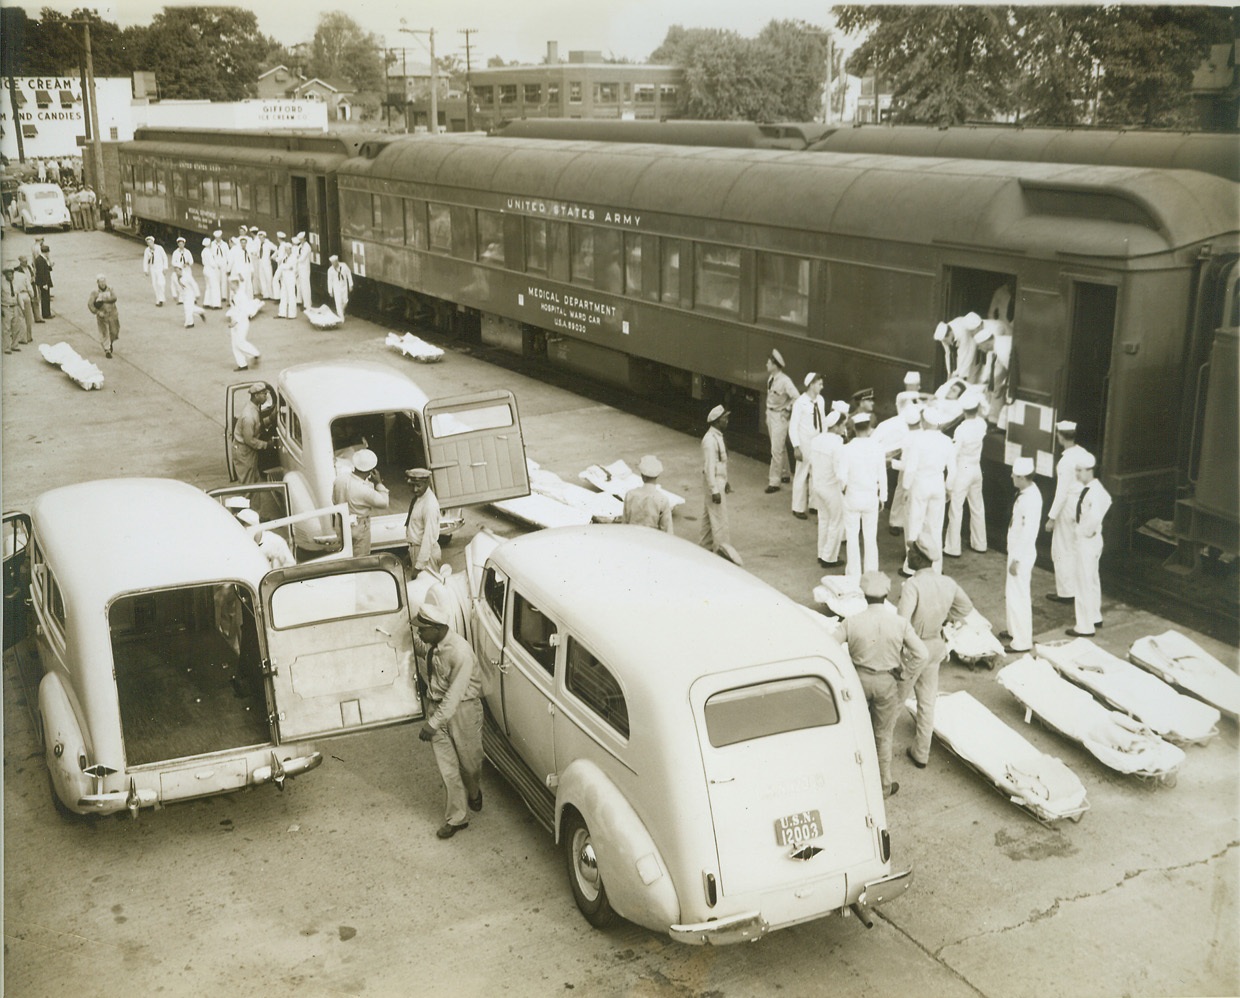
<box><xmin>478</xmin><ymin>210</ymin><xmax>505</xmax><ymax>265</ymax></box>
<box><xmin>382</xmin><ymin>195</ymin><xmax>404</xmax><ymax>244</ymax></box>
<box><xmin>524</xmin><ymin>84</ymin><xmax>541</xmax><ymax>105</ymax></box>
<box><xmin>404</xmin><ymin>199</ymin><xmax>427</xmax><ymax>249</ymax></box>
<box><xmin>571</xmin><ymin>227</ymin><xmax>595</xmax><ymax>286</ymax></box>
<box><xmin>500</xmin><ymin>84</ymin><xmax>517</xmax><ymax>105</ymax></box>
<box><xmin>757</xmin><ymin>254</ymin><xmax>810</xmax><ymax>327</ymax></box>
<box><xmin>340</xmin><ymin>189</ymin><xmax>370</xmax><ymax>239</ymax></box>
<box><xmin>204</xmin><ymin>177</ymin><xmax>218</xmax><ymax>206</ymax></box>
<box><xmin>172</xmin><ymin>172</ymin><xmax>186</xmax><ymax>200</ymax></box>
<box><xmin>156</xmin><ymin>169</ymin><xmax>166</xmax><ymax>196</ymax></box>
<box><xmin>371</xmin><ymin>195</ymin><xmax>383</xmax><ymax>232</ymax></box>
<box><xmin>237</xmin><ymin>183</ymin><xmax>251</xmax><ymax>212</ymax></box>
<box><xmin>428</xmin><ymin>203</ymin><xmax>452</xmax><ymax>252</ymax></box>
<box><xmin>273</xmin><ymin>184</ymin><xmax>283</xmax><ymax>218</ymax></box>
<box><xmin>254</xmin><ymin>183</ymin><xmax>271</xmax><ymax>215</ymax></box>
<box><xmin>143</xmin><ymin>166</ymin><xmax>155</xmax><ymax>196</ymax></box>
<box><xmin>695</xmin><ymin>243</ymin><xmax>741</xmax><ymax>315</ymax></box>
<box><xmin>624</xmin><ymin>232</ymin><xmax>642</xmax><ymax>295</ymax></box>
<box><xmin>525</xmin><ymin>219</ymin><xmax>548</xmax><ymax>273</ymax></box>
<box><xmin>186</xmin><ymin>172</ymin><xmax>200</xmax><ymax>203</ymax></box>
<box><xmin>123</xmin><ymin>164</ymin><xmax>136</xmax><ymax>188</ymax></box>
<box><xmin>475</xmin><ymin>86</ymin><xmax>493</xmax><ymax>106</ymax></box>
<box><xmin>596</xmin><ymin>228</ymin><xmax>622</xmax><ymax>294</ymax></box>
<box><xmin>218</xmin><ymin>178</ymin><xmax>234</xmax><ymax>209</ymax></box>
<box><xmin>661</xmin><ymin>240</ymin><xmax>681</xmax><ymax>304</ymax></box>
<box><xmin>451</xmin><ymin>205</ymin><xmax>475</xmax><ymax>259</ymax></box>
<box><xmin>569</xmin><ymin>82</ymin><xmax>583</xmax><ymax>104</ymax></box>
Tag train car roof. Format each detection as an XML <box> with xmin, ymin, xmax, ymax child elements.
<box><xmin>119</xmin><ymin>139</ymin><xmax>352</xmax><ymax>173</ymax></box>
<box><xmin>129</xmin><ymin>128</ymin><xmax>382</xmax><ymax>156</ymax></box>
<box><xmin>31</xmin><ymin>479</ymin><xmax>269</xmax><ymax>608</ymax></box>
<box><xmin>487</xmin><ymin>525</ymin><xmax>843</xmax><ymax>682</ymax></box>
<box><xmin>343</xmin><ymin>135</ymin><xmax>1239</xmax><ymax>260</ymax></box>
<box><xmin>809</xmin><ymin>125</ymin><xmax>1240</xmax><ymax>183</ymax></box>
<box><xmin>494</xmin><ymin>119</ymin><xmax>832</xmax><ymax>149</ymax></box>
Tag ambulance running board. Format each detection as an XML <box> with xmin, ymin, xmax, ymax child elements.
<box><xmin>481</xmin><ymin>707</ymin><xmax>555</xmax><ymax>833</ymax></box>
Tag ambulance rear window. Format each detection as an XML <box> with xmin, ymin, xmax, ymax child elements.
<box><xmin>704</xmin><ymin>676</ymin><xmax>839</xmax><ymax>747</ymax></box>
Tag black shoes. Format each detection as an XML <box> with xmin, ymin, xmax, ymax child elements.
<box><xmin>818</xmin><ymin>558</ymin><xmax>841</xmax><ymax>569</ymax></box>
<box><xmin>1046</xmin><ymin>594</ymin><xmax>1074</xmax><ymax>604</ymax></box>
<box><xmin>906</xmin><ymin>748</ymin><xmax>926</xmax><ymax>770</ymax></box>
<box><xmin>436</xmin><ymin>822</ymin><xmax>469</xmax><ymax>839</ymax></box>
<box><xmin>764</xmin><ymin>485</ymin><xmax>780</xmax><ymax>494</ymax></box>
<box><xmin>793</xmin><ymin>511</ymin><xmax>808</xmax><ymax>520</ymax></box>
<box><xmin>884</xmin><ymin>782</ymin><xmax>900</xmax><ymax>798</ymax></box>
<box><xmin>468</xmin><ymin>791</ymin><xmax>483</xmax><ymax>812</ymax></box>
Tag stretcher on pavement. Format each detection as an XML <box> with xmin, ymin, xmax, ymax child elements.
<box><xmin>491</xmin><ymin>459</ymin><xmax>623</xmax><ymax>529</ymax></box>
<box><xmin>1038</xmin><ymin>638</ymin><xmax>1220</xmax><ymax>745</ymax></box>
<box><xmin>997</xmin><ymin>655</ymin><xmax>1185</xmax><ymax>784</ymax></box>
<box><xmin>304</xmin><ymin>304</ymin><xmax>343</xmax><ymax>329</ymax></box>
<box><xmin>385</xmin><ymin>331</ymin><xmax>444</xmax><ymax>362</ymax></box>
<box><xmin>39</xmin><ymin>341</ymin><xmax>103</xmax><ymax>390</ymax></box>
<box><xmin>944</xmin><ymin>609</ymin><xmax>1006</xmax><ymax>670</ymax></box>
<box><xmin>911</xmin><ymin>691</ymin><xmax>1089</xmax><ymax>825</ymax></box>
<box><xmin>579</xmin><ymin>459</ymin><xmax>685</xmax><ymax>508</ymax></box>
<box><xmin>1129</xmin><ymin>631</ymin><xmax>1240</xmax><ymax>719</ymax></box>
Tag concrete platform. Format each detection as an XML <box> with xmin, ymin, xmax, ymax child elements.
<box><xmin>3</xmin><ymin>230</ymin><xmax>1236</xmax><ymax>998</ymax></box>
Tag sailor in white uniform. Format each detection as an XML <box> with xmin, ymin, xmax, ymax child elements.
<box><xmin>944</xmin><ymin>391</ymin><xmax>988</xmax><ymax>557</ymax></box>
<box><xmin>789</xmin><ymin>371</ymin><xmax>825</xmax><ymax>518</ymax></box>
<box><xmin>1003</xmin><ymin>456</ymin><xmax>1043</xmax><ymax>653</ymax></box>
<box><xmin>837</xmin><ymin>412</ymin><xmax>886</xmax><ymax>578</ymax></box>
<box><xmin>1045</xmin><ymin>420</ymin><xmax>1089</xmax><ymax>604</ymax></box>
<box><xmin>1068</xmin><ymin>453</ymin><xmax>1111</xmax><ymax>637</ymax></box>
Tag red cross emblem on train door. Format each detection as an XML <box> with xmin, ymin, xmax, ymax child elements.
<box><xmin>1004</xmin><ymin>400</ymin><xmax>1056</xmax><ymax>477</ymax></box>
<box><xmin>351</xmin><ymin>241</ymin><xmax>366</xmax><ymax>278</ymax></box>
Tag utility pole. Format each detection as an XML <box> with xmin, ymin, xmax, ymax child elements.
<box><xmin>399</xmin><ymin>21</ymin><xmax>437</xmax><ymax>134</ymax></box>
<box><xmin>459</xmin><ymin>28</ymin><xmax>478</xmax><ymax>132</ymax></box>
<box><xmin>70</xmin><ymin>19</ymin><xmax>104</xmax><ymax>189</ymax></box>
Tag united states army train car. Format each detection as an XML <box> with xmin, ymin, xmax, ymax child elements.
<box><xmin>332</xmin><ymin>135</ymin><xmax>1237</xmax><ymax>547</ymax></box>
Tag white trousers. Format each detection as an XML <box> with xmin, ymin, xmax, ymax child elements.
<box><xmin>843</xmin><ymin>501</ymin><xmax>879</xmax><ymax>578</ymax></box>
<box><xmin>297</xmin><ymin>268</ymin><xmax>312</xmax><ymax>308</ymax></box>
<box><xmin>1073</xmin><ymin>533</ymin><xmax>1103</xmax><ymax>633</ymax></box>
<box><xmin>1051</xmin><ymin>514</ymin><xmax>1079</xmax><ymax>598</ymax></box>
<box><xmin>257</xmin><ymin>260</ymin><xmax>273</xmax><ymax>299</ymax></box>
<box><xmin>1005</xmin><ymin>558</ymin><xmax>1033</xmax><ymax>651</ymax></box>
<box><xmin>278</xmin><ymin>278</ymin><xmax>298</xmax><ymax>318</ymax></box>
<box><xmin>945</xmin><ymin>464</ymin><xmax>986</xmax><ymax>555</ymax></box>
<box><xmin>203</xmin><ymin>267</ymin><xmax>222</xmax><ymax>308</ymax></box>
<box><xmin>182</xmin><ymin>297</ymin><xmax>205</xmax><ymax>327</ymax></box>
<box><xmin>904</xmin><ymin>483</ymin><xmax>945</xmax><ymax>573</ymax></box>
<box><xmin>766</xmin><ymin>411</ymin><xmax>791</xmax><ymax>486</ymax></box>
<box><xmin>813</xmin><ymin>483</ymin><xmax>844</xmax><ymax>562</ymax></box>
<box><xmin>332</xmin><ymin>288</ymin><xmax>349</xmax><ymax>319</ymax></box>
<box><xmin>230</xmin><ymin>317</ymin><xmax>261</xmax><ymax>368</ymax></box>
<box><xmin>149</xmin><ymin>268</ymin><xmax>166</xmax><ymax>304</ymax></box>
<box><xmin>792</xmin><ymin>454</ymin><xmax>812</xmax><ymax>513</ymax></box>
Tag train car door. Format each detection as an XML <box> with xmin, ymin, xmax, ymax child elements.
<box><xmin>1064</xmin><ymin>282</ymin><xmax>1118</xmax><ymax>458</ymax></box>
<box><xmin>291</xmin><ymin>175</ymin><xmax>311</xmax><ymax>248</ymax></box>
<box><xmin>260</xmin><ymin>553</ymin><xmax>422</xmax><ymax>741</ymax></box>
<box><xmin>423</xmin><ymin>390</ymin><xmax>532</xmax><ymax>506</ymax></box>
<box><xmin>3</xmin><ymin>513</ymin><xmax>31</xmax><ymax>650</ymax></box>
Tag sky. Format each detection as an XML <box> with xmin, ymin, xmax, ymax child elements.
<box><xmin>9</xmin><ymin>0</ymin><xmax>845</xmax><ymax>64</ymax></box>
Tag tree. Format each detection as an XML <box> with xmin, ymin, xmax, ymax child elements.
<box><xmin>138</xmin><ymin>7</ymin><xmax>271</xmax><ymax>101</ymax></box>
<box><xmin>308</xmin><ymin>12</ymin><xmax>385</xmax><ymax>93</ymax></box>
<box><xmin>1008</xmin><ymin>7</ymin><xmax>1104</xmax><ymax>126</ymax></box>
<box><xmin>837</xmin><ymin>5</ymin><xmax>1015</xmax><ymax>125</ymax></box>
<box><xmin>15</xmin><ymin>8</ymin><xmax>135</xmax><ymax>78</ymax></box>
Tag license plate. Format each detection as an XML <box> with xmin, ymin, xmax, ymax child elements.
<box><xmin>774</xmin><ymin>809</ymin><xmax>822</xmax><ymax>846</ymax></box>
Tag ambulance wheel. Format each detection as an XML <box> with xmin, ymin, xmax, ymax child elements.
<box><xmin>563</xmin><ymin>809</ymin><xmax>617</xmax><ymax>928</ymax></box>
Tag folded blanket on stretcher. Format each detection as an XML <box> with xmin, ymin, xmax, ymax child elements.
<box><xmin>997</xmin><ymin>655</ymin><xmax>1185</xmax><ymax>778</ymax></box>
<box><xmin>579</xmin><ymin>460</ymin><xmax>685</xmax><ymax>508</ymax></box>
<box><xmin>920</xmin><ymin>691</ymin><xmax>1088</xmax><ymax>822</ymax></box>
<box><xmin>492</xmin><ymin>459</ymin><xmax>623</xmax><ymax>529</ymax></box>
<box><xmin>1038</xmin><ymin>638</ymin><xmax>1220</xmax><ymax>744</ymax></box>
<box><xmin>385</xmin><ymin>331</ymin><xmax>445</xmax><ymax>362</ymax></box>
<box><xmin>812</xmin><ymin>575</ymin><xmax>870</xmax><ymax>619</ymax></box>
<box><xmin>1129</xmin><ymin>631</ymin><xmax>1240</xmax><ymax>719</ymax></box>
<box><xmin>944</xmin><ymin>609</ymin><xmax>1005</xmax><ymax>667</ymax></box>
<box><xmin>39</xmin><ymin>342</ymin><xmax>103</xmax><ymax>390</ymax></box>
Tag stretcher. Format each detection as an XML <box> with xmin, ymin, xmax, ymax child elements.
<box><xmin>579</xmin><ymin>460</ymin><xmax>686</xmax><ymax>509</ymax></box>
<box><xmin>491</xmin><ymin>459</ymin><xmax>624</xmax><ymax>529</ymax></box>
<box><xmin>997</xmin><ymin>655</ymin><xmax>1185</xmax><ymax>783</ymax></box>
<box><xmin>385</xmin><ymin>331</ymin><xmax>444</xmax><ymax>362</ymax></box>
<box><xmin>812</xmin><ymin>575</ymin><xmax>870</xmax><ymax>619</ymax></box>
<box><xmin>943</xmin><ymin>609</ymin><xmax>1006</xmax><ymax>670</ymax></box>
<box><xmin>1038</xmin><ymin>638</ymin><xmax>1220</xmax><ymax>745</ymax></box>
<box><xmin>39</xmin><ymin>341</ymin><xmax>103</xmax><ymax>390</ymax></box>
<box><xmin>912</xmin><ymin>691</ymin><xmax>1089</xmax><ymax>825</ymax></box>
<box><xmin>1129</xmin><ymin>631</ymin><xmax>1240</xmax><ymax>719</ymax></box>
<box><xmin>304</xmin><ymin>304</ymin><xmax>343</xmax><ymax>329</ymax></box>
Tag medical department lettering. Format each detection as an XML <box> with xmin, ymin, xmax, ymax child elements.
<box><xmin>504</xmin><ymin>198</ymin><xmax>641</xmax><ymax>228</ymax></box>
<box><xmin>525</xmin><ymin>286</ymin><xmax>618</xmax><ymax>334</ymax></box>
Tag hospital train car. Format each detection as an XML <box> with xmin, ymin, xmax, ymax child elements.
<box><xmin>494</xmin><ymin>118</ymin><xmax>831</xmax><ymax>150</ymax></box>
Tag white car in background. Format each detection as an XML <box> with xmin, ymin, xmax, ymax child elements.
<box><xmin>10</xmin><ymin>183</ymin><xmax>71</xmax><ymax>231</ymax></box>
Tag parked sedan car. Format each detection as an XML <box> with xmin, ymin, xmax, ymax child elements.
<box><xmin>9</xmin><ymin>182</ymin><xmax>71</xmax><ymax>231</ymax></box>
<box><xmin>434</xmin><ymin>525</ymin><xmax>911</xmax><ymax>943</ymax></box>
<box><xmin>226</xmin><ymin>360</ymin><xmax>531</xmax><ymax>554</ymax></box>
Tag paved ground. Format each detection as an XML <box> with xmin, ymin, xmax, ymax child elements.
<box><xmin>3</xmin><ymin>231</ymin><xmax>1237</xmax><ymax>998</ymax></box>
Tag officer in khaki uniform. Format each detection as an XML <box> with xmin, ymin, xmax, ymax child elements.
<box><xmin>764</xmin><ymin>349</ymin><xmax>797</xmax><ymax>492</ymax></box>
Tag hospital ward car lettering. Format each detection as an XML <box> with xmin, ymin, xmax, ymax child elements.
<box><xmin>3</xmin><ymin>479</ymin><xmax>426</xmax><ymax>817</ymax></box>
<box><xmin>225</xmin><ymin>360</ymin><xmax>531</xmax><ymax>553</ymax></box>
<box><xmin>438</xmin><ymin>525</ymin><xmax>911</xmax><ymax>943</ymax></box>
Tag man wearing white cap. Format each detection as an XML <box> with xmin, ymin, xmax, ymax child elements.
<box><xmin>789</xmin><ymin>372</ymin><xmax>826</xmax><ymax>518</ymax></box>
<box><xmin>255</xmin><ymin>231</ymin><xmax>275</xmax><ymax>300</ymax></box>
<box><xmin>238</xmin><ymin>508</ymin><xmax>295</xmax><ymax>569</ymax></box>
<box><xmin>763</xmin><ymin>350</ymin><xmax>797</xmax><ymax>492</ymax></box>
<box><xmin>837</xmin><ymin>411</ymin><xmax>887</xmax><ymax>578</ymax></box>
<box><xmin>895</xmin><ymin>371</ymin><xmax>927</xmax><ymax>418</ymax></box>
<box><xmin>809</xmin><ymin>409</ymin><xmax>847</xmax><ymax>567</ymax></box>
<box><xmin>232</xmin><ymin>385</ymin><xmax>272</xmax><ymax>484</ymax></box>
<box><xmin>228</xmin><ymin>234</ymin><xmax>254</xmax><ymax>301</ymax></box>
<box><xmin>277</xmin><ymin>241</ymin><xmax>300</xmax><ymax>319</ymax></box>
<box><xmin>142</xmin><ymin>235</ymin><xmax>168</xmax><ymax>305</ymax></box>
<box><xmin>1004</xmin><ymin>456</ymin><xmax>1043</xmax><ymax>653</ymax></box>
<box><xmin>622</xmin><ymin>455</ymin><xmax>674</xmax><ymax>533</ymax></box>
<box><xmin>272</xmin><ymin>232</ymin><xmax>290</xmax><ymax>301</ymax></box>
<box><xmin>1069</xmin><ymin>453</ymin><xmax>1110</xmax><ymax>637</ymax></box>
<box><xmin>403</xmin><ymin>468</ymin><xmax>441</xmax><ymax>575</ymax></box>
<box><xmin>944</xmin><ymin>391</ymin><xmax>988</xmax><ymax>557</ymax></box>
<box><xmin>900</xmin><ymin>408</ymin><xmax>955</xmax><ymax>575</ymax></box>
<box><xmin>326</xmin><ymin>254</ymin><xmax>353</xmax><ymax>319</ymax></box>
<box><xmin>201</xmin><ymin>237</ymin><xmax>222</xmax><ymax>309</ymax></box>
<box><xmin>887</xmin><ymin>403</ymin><xmax>924</xmax><ymax>535</ymax></box>
<box><xmin>294</xmin><ymin>232</ymin><xmax>313</xmax><ymax>307</ymax></box>
<box><xmin>171</xmin><ymin>236</ymin><xmax>193</xmax><ymax>293</ymax></box>
<box><xmin>226</xmin><ymin>290</ymin><xmax>261</xmax><ymax>370</ymax></box>
<box><xmin>701</xmin><ymin>406</ymin><xmax>741</xmax><ymax>565</ymax></box>
<box><xmin>175</xmin><ymin>263</ymin><xmax>206</xmax><ymax>329</ymax></box>
<box><xmin>208</xmin><ymin>231</ymin><xmax>230</xmax><ymax>308</ymax></box>
<box><xmin>411</xmin><ymin>602</ymin><xmax>484</xmax><ymax>838</ymax></box>
<box><xmin>1045</xmin><ymin>420</ymin><xmax>1089</xmax><ymax>603</ymax></box>
<box><xmin>838</xmin><ymin>570</ymin><xmax>927</xmax><ymax>798</ymax></box>
<box><xmin>332</xmin><ymin>448</ymin><xmax>389</xmax><ymax>556</ymax></box>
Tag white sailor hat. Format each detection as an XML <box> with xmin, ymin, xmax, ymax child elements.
<box><xmin>769</xmin><ymin>348</ymin><xmax>785</xmax><ymax>368</ymax></box>
<box><xmin>707</xmin><ymin>404</ymin><xmax>729</xmax><ymax>423</ymax></box>
<box><xmin>852</xmin><ymin>412</ymin><xmax>872</xmax><ymax>427</ymax></box>
<box><xmin>238</xmin><ymin>233</ymin><xmax>249</xmax><ymax>241</ymax></box>
<box><xmin>328</xmin><ymin>254</ymin><xmax>339</xmax><ymax>262</ymax></box>
<box><xmin>276</xmin><ymin>231</ymin><xmax>287</xmax><ymax>239</ymax></box>
<box><xmin>825</xmin><ymin>409</ymin><xmax>843</xmax><ymax>428</ymax></box>
<box><xmin>257</xmin><ymin>230</ymin><xmax>266</xmax><ymax>237</ymax></box>
<box><xmin>213</xmin><ymin>230</ymin><xmax>223</xmax><ymax>238</ymax></box>
<box><xmin>831</xmin><ymin>399</ymin><xmax>851</xmax><ymax>416</ymax></box>
<box><xmin>803</xmin><ymin>371</ymin><xmax>821</xmax><ymax>388</ymax></box>
<box><xmin>176</xmin><ymin>236</ymin><xmax>186</xmax><ymax>243</ymax></box>
<box><xmin>637</xmin><ymin>455</ymin><xmax>663</xmax><ymax>478</ymax></box>
<box><xmin>859</xmin><ymin>571</ymin><xmax>891</xmax><ymax>599</ymax></box>
<box><xmin>236</xmin><ymin>508</ymin><xmax>261</xmax><ymax>526</ymax></box>
<box><xmin>902</xmin><ymin>405</ymin><xmax>923</xmax><ymax>425</ymax></box>
<box><xmin>1078</xmin><ymin>451</ymin><xmax>1097</xmax><ymax>470</ymax></box>
<box><xmin>1012</xmin><ymin>456</ymin><xmax>1035</xmax><ymax>477</ymax></box>
<box><xmin>296</xmin><ymin>231</ymin><xmax>306</xmax><ymax>240</ymax></box>
<box><xmin>933</xmin><ymin>321</ymin><xmax>951</xmax><ymax>342</ymax></box>
<box><xmin>203</xmin><ymin>236</ymin><xmax>212</xmax><ymax>245</ymax></box>
<box><xmin>416</xmin><ymin>603</ymin><xmax>449</xmax><ymax>627</ymax></box>
<box><xmin>144</xmin><ymin>235</ymin><xmax>154</xmax><ymax>243</ymax></box>
<box><xmin>973</xmin><ymin>323</ymin><xmax>997</xmax><ymax>346</ymax></box>
<box><xmin>404</xmin><ymin>467</ymin><xmax>432</xmax><ymax>481</ymax></box>
<box><xmin>923</xmin><ymin>409</ymin><xmax>945</xmax><ymax>428</ymax></box>
<box><xmin>903</xmin><ymin>371</ymin><xmax>921</xmax><ymax>385</ymax></box>
<box><xmin>352</xmin><ymin>448</ymin><xmax>378</xmax><ymax>472</ymax></box>
<box><xmin>961</xmin><ymin>311</ymin><xmax>983</xmax><ymax>333</ymax></box>
<box><xmin>1055</xmin><ymin>420</ymin><xmax>1077</xmax><ymax>433</ymax></box>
